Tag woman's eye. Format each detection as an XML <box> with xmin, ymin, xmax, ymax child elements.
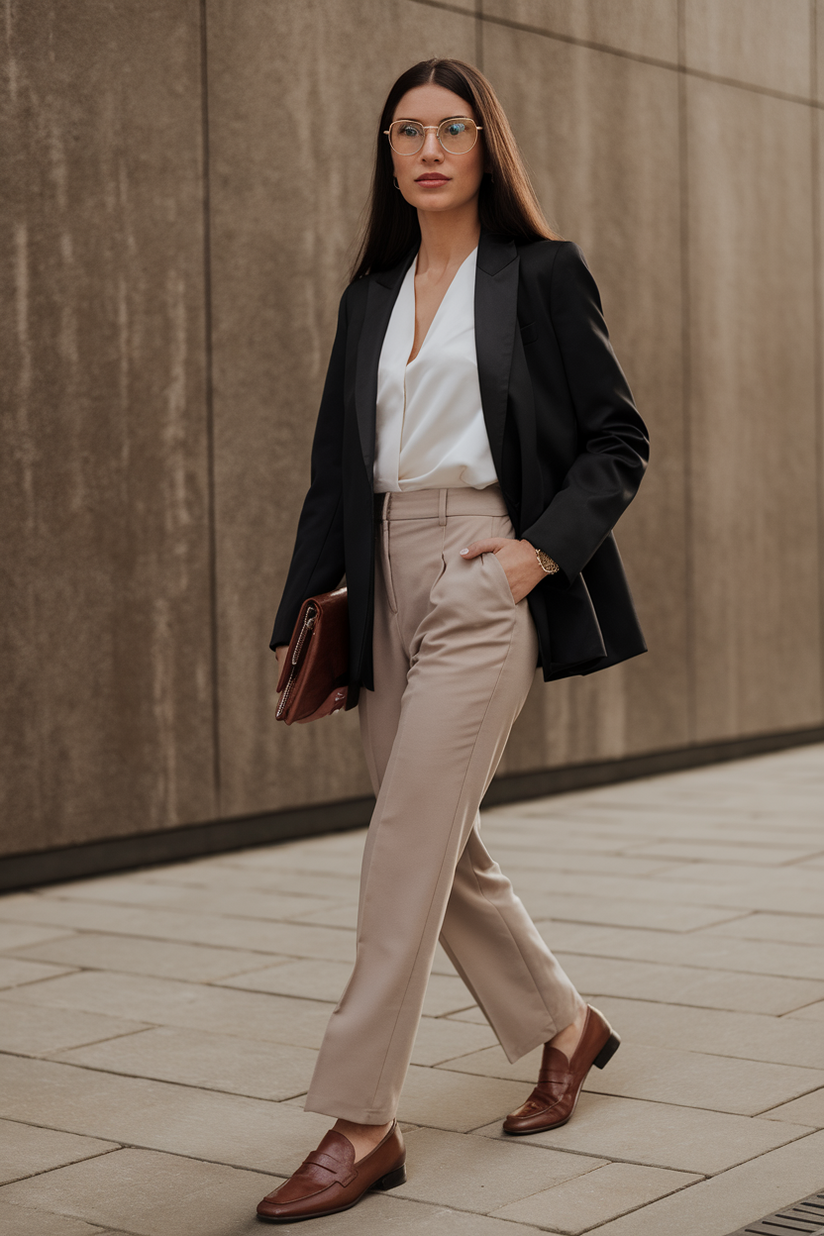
<box><xmin>445</xmin><ymin>123</ymin><xmax>466</xmax><ymax>136</ymax></box>
<box><xmin>399</xmin><ymin>124</ymin><xmax>421</xmax><ymax>137</ymax></box>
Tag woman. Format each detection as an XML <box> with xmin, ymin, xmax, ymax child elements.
<box><xmin>258</xmin><ymin>58</ymin><xmax>648</xmax><ymax>1223</ymax></box>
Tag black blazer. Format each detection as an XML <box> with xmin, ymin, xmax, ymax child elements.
<box><xmin>271</xmin><ymin>232</ymin><xmax>650</xmax><ymax>704</ymax></box>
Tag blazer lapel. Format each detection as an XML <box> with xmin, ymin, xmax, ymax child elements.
<box><xmin>354</xmin><ymin>249</ymin><xmax>416</xmax><ymax>475</ymax></box>
<box><xmin>475</xmin><ymin>232</ymin><xmax>519</xmax><ymax>475</ymax></box>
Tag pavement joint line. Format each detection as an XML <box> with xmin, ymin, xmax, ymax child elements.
<box><xmin>0</xmin><ymin>1052</ymin><xmax>315</xmax><ymax>1103</ymax></box>
<box><xmin>549</xmin><ymin>949</ymin><xmax>824</xmax><ymax>981</ymax></box>
<box><xmin>0</xmin><ymin>1048</ymin><xmax>306</xmax><ymax>1101</ymax></box>
<box><xmin>0</xmin><ymin>969</ymin><xmax>83</xmax><ymax>989</ymax></box>
<box><xmin>1</xmin><ymin>920</ymin><xmax>364</xmax><ymax>957</ymax></box>
<box><xmin>0</xmin><ymin>1130</ymin><xmax>288</xmax><ymax>1180</ymax></box>
<box><xmin>1</xmin><ymin>1142</ymin><xmax>123</xmax><ymax>1187</ymax></box>
<box><xmin>0</xmin><ymin>1208</ymin><xmax>147</xmax><ymax>1236</ymax></box>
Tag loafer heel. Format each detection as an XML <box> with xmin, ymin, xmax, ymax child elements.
<box><xmin>593</xmin><ymin>1030</ymin><xmax>620</xmax><ymax>1069</ymax></box>
<box><xmin>373</xmin><ymin>1164</ymin><xmax>406</xmax><ymax>1191</ymax></box>
<box><xmin>502</xmin><ymin>1006</ymin><xmax>621</xmax><ymax>1135</ymax></box>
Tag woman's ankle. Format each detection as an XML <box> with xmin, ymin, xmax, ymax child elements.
<box><xmin>548</xmin><ymin>999</ymin><xmax>588</xmax><ymax>1057</ymax></box>
<box><xmin>332</xmin><ymin>1118</ymin><xmax>394</xmax><ymax>1162</ymax></box>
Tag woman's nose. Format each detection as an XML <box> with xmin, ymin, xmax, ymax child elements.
<box><xmin>421</xmin><ymin>131</ymin><xmax>442</xmax><ymax>159</ymax></box>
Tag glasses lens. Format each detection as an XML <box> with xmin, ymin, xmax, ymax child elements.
<box><xmin>439</xmin><ymin>119</ymin><xmax>477</xmax><ymax>152</ymax></box>
<box><xmin>389</xmin><ymin>121</ymin><xmax>424</xmax><ymax>153</ymax></box>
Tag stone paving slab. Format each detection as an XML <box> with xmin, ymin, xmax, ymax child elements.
<box><xmin>621</xmin><ymin>839</ymin><xmax>824</xmax><ymax>864</ymax></box>
<box><xmin>440</xmin><ymin>1040</ymin><xmax>824</xmax><ymax>1115</ymax></box>
<box><xmin>519</xmin><ymin>890</ymin><xmax>743</xmax><ymax>932</ymax></box>
<box><xmin>788</xmin><ymin>999</ymin><xmax>824</xmax><ymax>1020</ymax></box>
<box><xmin>504</xmin><ymin>865</ymin><xmax>824</xmax><ymax>916</ymax></box>
<box><xmin>0</xmin><ymin>997</ymin><xmax>148</xmax><ymax>1057</ymax></box>
<box><xmin>396</xmin><ymin>1065</ymin><xmax>528</xmax><ymax>1132</ymax></box>
<box><xmin>0</xmin><ymin>897</ymin><xmax>359</xmax><ymax>960</ymax></box>
<box><xmin>56</xmin><ymin>1025</ymin><xmax>318</xmax><ymax>1101</ymax></box>
<box><xmin>552</xmin><ymin>950</ymin><xmax>824</xmax><ymax>1013</ymax></box>
<box><xmin>699</xmin><ymin>911</ymin><xmax>824</xmax><ymax>945</ymax></box>
<box><xmin>761</xmin><ymin>1087</ymin><xmax>824</xmax><ymax>1126</ymax></box>
<box><xmin>287</xmin><ymin>901</ymin><xmax>360</xmax><ymax>928</ymax></box>
<box><xmin>0</xmin><ymin>1148</ymin><xmax>280</xmax><ymax>1236</ymax></box>
<box><xmin>7</xmin><ymin>932</ymin><xmax>287</xmax><ymax>983</ymax></box>
<box><xmin>0</xmin><ymin>957</ymin><xmax>77</xmax><ymax>989</ymax></box>
<box><xmin>145</xmin><ymin>865</ymin><xmax>361</xmax><ymax>899</ymax></box>
<box><xmin>492</xmin><ymin>1160</ymin><xmax>702</xmax><ymax>1233</ymax></box>
<box><xmin>218</xmin><ymin>958</ymin><xmax>472</xmax><ymax>1015</ymax></box>
<box><xmin>486</xmin><ymin>808</ymin><xmax>824</xmax><ymax>838</ymax></box>
<box><xmin>408</xmin><ymin>1015</ymin><xmax>499</xmax><ymax>1065</ymax></box>
<box><xmin>0</xmin><ymin>923</ymin><xmax>77</xmax><ymax>950</ymax></box>
<box><xmin>38</xmin><ymin>878</ymin><xmax>335</xmax><ymax>921</ymax></box>
<box><xmin>473</xmin><ymin>1092</ymin><xmax>810</xmax><ymax>1174</ymax></box>
<box><xmin>0</xmin><ymin>1118</ymin><xmax>117</xmax><ymax>1185</ymax></box>
<box><xmin>582</xmin><ymin>1128</ymin><xmax>824</xmax><ymax>1236</ymax></box>
<box><xmin>394</xmin><ymin>1126</ymin><xmax>607</xmax><ymax>1211</ymax></box>
<box><xmin>221</xmin><ymin>847</ymin><xmax>366</xmax><ymax>878</ymax></box>
<box><xmin>0</xmin><ymin>743</ymin><xmax>821</xmax><ymax>1235</ymax></box>
<box><xmin>0</xmin><ymin>1054</ymin><xmax>330</xmax><ymax>1174</ymax></box>
<box><xmin>2</xmin><ymin>970</ymin><xmax>339</xmax><ymax>1047</ymax></box>
<box><xmin>0</xmin><ymin>1200</ymin><xmax>110</xmax><ymax>1235</ymax></box>
<box><xmin>482</xmin><ymin>846</ymin><xmax>671</xmax><ymax>878</ymax></box>
<box><xmin>654</xmin><ymin>861</ymin><xmax>824</xmax><ymax>888</ymax></box>
<box><xmin>534</xmin><ymin>919</ymin><xmax>824</xmax><ymax>981</ymax></box>
<box><xmin>591</xmin><ymin>995</ymin><xmax>824</xmax><ymax>1068</ymax></box>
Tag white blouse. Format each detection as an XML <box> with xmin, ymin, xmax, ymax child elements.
<box><xmin>373</xmin><ymin>246</ymin><xmax>498</xmax><ymax>493</ymax></box>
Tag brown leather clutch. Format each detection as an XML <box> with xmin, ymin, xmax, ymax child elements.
<box><xmin>275</xmin><ymin>587</ymin><xmax>353</xmax><ymax>725</ymax></box>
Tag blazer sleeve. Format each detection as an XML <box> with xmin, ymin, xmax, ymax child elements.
<box><xmin>269</xmin><ymin>288</ymin><xmax>350</xmax><ymax>649</ymax></box>
<box><xmin>520</xmin><ymin>242</ymin><xmax>649</xmax><ymax>583</ymax></box>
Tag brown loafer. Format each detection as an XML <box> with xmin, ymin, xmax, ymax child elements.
<box><xmin>256</xmin><ymin>1122</ymin><xmax>406</xmax><ymax>1223</ymax></box>
<box><xmin>503</xmin><ymin>1005</ymin><xmax>620</xmax><ymax>1135</ymax></box>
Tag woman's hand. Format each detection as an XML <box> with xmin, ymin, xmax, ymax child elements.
<box><xmin>275</xmin><ymin>645</ymin><xmax>288</xmax><ymax>672</ymax></box>
<box><xmin>460</xmin><ymin>538</ymin><xmax>546</xmax><ymax>604</ymax></box>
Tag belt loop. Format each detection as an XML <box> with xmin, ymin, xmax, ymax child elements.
<box><xmin>438</xmin><ymin>488</ymin><xmax>447</xmax><ymax>526</ymax></box>
<box><xmin>380</xmin><ymin>493</ymin><xmax>397</xmax><ymax>613</ymax></box>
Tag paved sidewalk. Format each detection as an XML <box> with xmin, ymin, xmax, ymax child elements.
<box><xmin>0</xmin><ymin>745</ymin><xmax>823</xmax><ymax>1235</ymax></box>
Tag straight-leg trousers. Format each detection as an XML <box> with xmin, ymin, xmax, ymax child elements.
<box><xmin>304</xmin><ymin>486</ymin><xmax>581</xmax><ymax>1123</ymax></box>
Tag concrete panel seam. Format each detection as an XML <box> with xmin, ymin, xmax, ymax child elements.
<box><xmin>677</xmin><ymin>0</ymin><xmax>697</xmax><ymax>745</ymax></box>
<box><xmin>199</xmin><ymin>0</ymin><xmax>222</xmax><ymax>814</ymax></box>
<box><xmin>475</xmin><ymin>0</ymin><xmax>483</xmax><ymax>70</ymax></box>
<box><xmin>412</xmin><ymin>0</ymin><xmax>824</xmax><ymax>106</ymax></box>
<box><xmin>812</xmin><ymin>1</ymin><xmax>824</xmax><ymax>715</ymax></box>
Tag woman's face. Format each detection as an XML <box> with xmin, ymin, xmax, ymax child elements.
<box><xmin>389</xmin><ymin>83</ymin><xmax>485</xmax><ymax>216</ymax></box>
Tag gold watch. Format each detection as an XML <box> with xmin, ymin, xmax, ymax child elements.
<box><xmin>534</xmin><ymin>546</ymin><xmax>560</xmax><ymax>576</ymax></box>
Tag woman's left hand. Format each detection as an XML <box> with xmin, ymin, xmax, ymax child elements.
<box><xmin>460</xmin><ymin>538</ymin><xmax>547</xmax><ymax>604</ymax></box>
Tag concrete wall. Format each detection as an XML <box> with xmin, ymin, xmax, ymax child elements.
<box><xmin>2</xmin><ymin>0</ymin><xmax>823</xmax><ymax>862</ymax></box>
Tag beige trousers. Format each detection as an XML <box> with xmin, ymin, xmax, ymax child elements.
<box><xmin>304</xmin><ymin>486</ymin><xmax>580</xmax><ymax>1123</ymax></box>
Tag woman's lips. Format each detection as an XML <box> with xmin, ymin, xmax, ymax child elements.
<box><xmin>416</xmin><ymin>175</ymin><xmax>449</xmax><ymax>184</ymax></box>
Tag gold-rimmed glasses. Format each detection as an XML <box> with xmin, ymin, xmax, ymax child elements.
<box><xmin>384</xmin><ymin>117</ymin><xmax>483</xmax><ymax>155</ymax></box>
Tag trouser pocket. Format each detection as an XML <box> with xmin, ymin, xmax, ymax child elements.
<box><xmin>379</xmin><ymin>517</ymin><xmax>398</xmax><ymax>614</ymax></box>
<box><xmin>484</xmin><ymin>546</ymin><xmax>517</xmax><ymax>607</ymax></box>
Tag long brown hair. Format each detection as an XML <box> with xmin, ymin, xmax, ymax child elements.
<box><xmin>350</xmin><ymin>58</ymin><xmax>559</xmax><ymax>282</ymax></box>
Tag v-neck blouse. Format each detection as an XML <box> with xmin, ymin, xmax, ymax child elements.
<box><xmin>372</xmin><ymin>246</ymin><xmax>498</xmax><ymax>493</ymax></box>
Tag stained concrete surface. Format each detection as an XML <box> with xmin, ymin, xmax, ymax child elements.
<box><xmin>0</xmin><ymin>744</ymin><xmax>822</xmax><ymax>1234</ymax></box>
<box><xmin>3</xmin><ymin>0</ymin><xmax>823</xmax><ymax>865</ymax></box>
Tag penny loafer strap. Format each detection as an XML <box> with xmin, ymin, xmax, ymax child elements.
<box><xmin>303</xmin><ymin>1150</ymin><xmax>357</xmax><ymax>1187</ymax></box>
<box><xmin>538</xmin><ymin>1069</ymin><xmax>575</xmax><ymax>1086</ymax></box>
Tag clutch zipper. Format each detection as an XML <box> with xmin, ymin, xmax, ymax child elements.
<box><xmin>276</xmin><ymin>605</ymin><xmax>317</xmax><ymax>719</ymax></box>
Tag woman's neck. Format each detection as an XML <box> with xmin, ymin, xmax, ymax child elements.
<box><xmin>416</xmin><ymin>201</ymin><xmax>481</xmax><ymax>279</ymax></box>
